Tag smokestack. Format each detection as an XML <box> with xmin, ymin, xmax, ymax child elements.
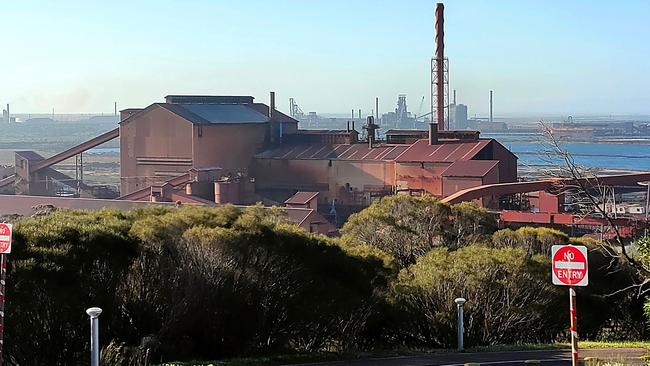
<box><xmin>435</xmin><ymin>2</ymin><xmax>445</xmax><ymax>131</ymax></box>
<box><xmin>453</xmin><ymin>90</ymin><xmax>456</xmax><ymax>105</ymax></box>
<box><xmin>351</xmin><ymin>109</ymin><xmax>354</xmax><ymax>120</ymax></box>
<box><xmin>358</xmin><ymin>109</ymin><xmax>361</xmax><ymax>120</ymax></box>
<box><xmin>114</xmin><ymin>102</ymin><xmax>117</xmax><ymax>116</ymax></box>
<box><xmin>375</xmin><ymin>97</ymin><xmax>379</xmax><ymax>126</ymax></box>
<box><xmin>429</xmin><ymin>123</ymin><xmax>438</xmax><ymax>145</ymax></box>
<box><xmin>6</xmin><ymin>104</ymin><xmax>9</xmax><ymax>124</ymax></box>
<box><xmin>352</xmin><ymin>120</ymin><xmax>355</xmax><ymax>131</ymax></box>
<box><xmin>269</xmin><ymin>92</ymin><xmax>276</xmax><ymax>119</ymax></box>
<box><xmin>366</xmin><ymin>116</ymin><xmax>376</xmax><ymax>148</ymax></box>
<box><xmin>347</xmin><ymin>121</ymin><xmax>350</xmax><ymax>132</ymax></box>
<box><xmin>489</xmin><ymin>90</ymin><xmax>493</xmax><ymax>123</ymax></box>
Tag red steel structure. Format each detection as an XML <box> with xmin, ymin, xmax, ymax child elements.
<box><xmin>432</xmin><ymin>3</ymin><xmax>448</xmax><ymax>131</ymax></box>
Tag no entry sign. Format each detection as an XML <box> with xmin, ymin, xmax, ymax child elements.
<box><xmin>0</xmin><ymin>223</ymin><xmax>11</xmax><ymax>254</ymax></box>
<box><xmin>552</xmin><ymin>245</ymin><xmax>588</xmax><ymax>286</ymax></box>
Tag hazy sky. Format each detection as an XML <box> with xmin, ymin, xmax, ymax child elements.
<box><xmin>2</xmin><ymin>0</ymin><xmax>649</xmax><ymax>116</ymax></box>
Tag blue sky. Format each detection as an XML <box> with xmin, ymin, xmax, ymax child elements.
<box><xmin>1</xmin><ymin>0</ymin><xmax>649</xmax><ymax>116</ymax></box>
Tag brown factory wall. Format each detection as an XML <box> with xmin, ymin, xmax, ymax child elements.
<box><xmin>120</xmin><ymin>106</ymin><xmax>194</xmax><ymax>195</ymax></box>
<box><xmin>491</xmin><ymin>141</ymin><xmax>518</xmax><ymax>183</ymax></box>
<box><xmin>442</xmin><ymin>166</ymin><xmax>500</xmax><ymax>207</ymax></box>
<box><xmin>192</xmin><ymin>124</ymin><xmax>267</xmax><ymax>171</ymax></box>
<box><xmin>395</xmin><ymin>162</ymin><xmax>448</xmax><ymax>196</ymax></box>
<box><xmin>252</xmin><ymin>158</ymin><xmax>394</xmax><ymax>205</ymax></box>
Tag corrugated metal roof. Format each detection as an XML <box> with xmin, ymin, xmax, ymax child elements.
<box><xmin>442</xmin><ymin>160</ymin><xmax>499</xmax><ymax>177</ymax></box>
<box><xmin>180</xmin><ymin>104</ymin><xmax>269</xmax><ymax>124</ymax></box>
<box><xmin>255</xmin><ymin>139</ymin><xmax>493</xmax><ymax>163</ymax></box>
<box><xmin>395</xmin><ymin>139</ymin><xmax>491</xmax><ymax>163</ymax></box>
<box><xmin>124</xmin><ymin>98</ymin><xmax>300</xmax><ymax>126</ymax></box>
<box><xmin>285</xmin><ymin>191</ymin><xmax>319</xmax><ymax>205</ymax></box>
<box><xmin>255</xmin><ymin>143</ymin><xmax>411</xmax><ymax>161</ymax></box>
<box><xmin>249</xmin><ymin>104</ymin><xmax>297</xmax><ymax>124</ymax></box>
<box><xmin>385</xmin><ymin>129</ymin><xmax>427</xmax><ymax>136</ymax></box>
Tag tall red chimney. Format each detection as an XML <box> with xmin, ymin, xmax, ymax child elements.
<box><xmin>435</xmin><ymin>3</ymin><xmax>445</xmax><ymax>131</ymax></box>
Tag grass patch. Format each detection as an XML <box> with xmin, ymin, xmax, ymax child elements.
<box><xmin>157</xmin><ymin>342</ymin><xmax>650</xmax><ymax>366</ymax></box>
<box><xmin>579</xmin><ymin>341</ymin><xmax>650</xmax><ymax>349</ymax></box>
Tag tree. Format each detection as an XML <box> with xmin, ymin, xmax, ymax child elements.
<box><xmin>341</xmin><ymin>196</ymin><xmax>496</xmax><ymax>268</ymax></box>
<box><xmin>392</xmin><ymin>246</ymin><xmax>564</xmax><ymax>347</ymax></box>
<box><xmin>491</xmin><ymin>227</ymin><xmax>569</xmax><ymax>256</ymax></box>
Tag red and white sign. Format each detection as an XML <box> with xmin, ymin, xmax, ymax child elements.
<box><xmin>0</xmin><ymin>223</ymin><xmax>12</xmax><ymax>254</ymax></box>
<box><xmin>552</xmin><ymin>245</ymin><xmax>588</xmax><ymax>286</ymax></box>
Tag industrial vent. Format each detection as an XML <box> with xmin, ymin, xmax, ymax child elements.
<box><xmin>165</xmin><ymin>95</ymin><xmax>254</xmax><ymax>105</ymax></box>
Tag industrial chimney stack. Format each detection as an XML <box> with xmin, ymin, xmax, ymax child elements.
<box><xmin>429</xmin><ymin>123</ymin><xmax>438</xmax><ymax>145</ymax></box>
<box><xmin>489</xmin><ymin>90</ymin><xmax>493</xmax><ymax>123</ymax></box>
<box><xmin>431</xmin><ymin>1</ymin><xmax>446</xmax><ymax>139</ymax></box>
<box><xmin>269</xmin><ymin>91</ymin><xmax>276</xmax><ymax>119</ymax></box>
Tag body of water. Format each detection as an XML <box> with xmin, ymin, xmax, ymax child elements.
<box><xmin>500</xmin><ymin>141</ymin><xmax>650</xmax><ymax>171</ymax></box>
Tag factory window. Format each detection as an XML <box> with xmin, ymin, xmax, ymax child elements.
<box><xmin>198</xmin><ymin>125</ymin><xmax>203</xmax><ymax>137</ymax></box>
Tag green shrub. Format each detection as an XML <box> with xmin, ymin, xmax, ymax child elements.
<box><xmin>5</xmin><ymin>206</ymin><xmax>391</xmax><ymax>364</ymax></box>
<box><xmin>341</xmin><ymin>196</ymin><xmax>495</xmax><ymax>268</ymax></box>
<box><xmin>491</xmin><ymin>227</ymin><xmax>569</xmax><ymax>256</ymax></box>
<box><xmin>391</xmin><ymin>246</ymin><xmax>564</xmax><ymax>347</ymax></box>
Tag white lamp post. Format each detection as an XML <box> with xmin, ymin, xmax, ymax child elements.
<box><xmin>86</xmin><ymin>307</ymin><xmax>103</xmax><ymax>366</ymax></box>
<box><xmin>454</xmin><ymin>298</ymin><xmax>466</xmax><ymax>352</ymax></box>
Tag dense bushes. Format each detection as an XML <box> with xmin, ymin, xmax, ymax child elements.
<box><xmin>341</xmin><ymin>195</ymin><xmax>495</xmax><ymax>268</ymax></box>
<box><xmin>5</xmin><ymin>206</ymin><xmax>390</xmax><ymax>365</ymax></box>
<box><xmin>392</xmin><ymin>246</ymin><xmax>564</xmax><ymax>346</ymax></box>
<box><xmin>4</xmin><ymin>197</ymin><xmax>649</xmax><ymax>365</ymax></box>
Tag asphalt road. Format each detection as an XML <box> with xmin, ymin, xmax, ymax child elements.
<box><xmin>288</xmin><ymin>348</ymin><xmax>646</xmax><ymax>366</ymax></box>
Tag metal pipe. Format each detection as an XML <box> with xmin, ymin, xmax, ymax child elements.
<box><xmin>86</xmin><ymin>307</ymin><xmax>103</xmax><ymax>366</ymax></box>
<box><xmin>429</xmin><ymin>123</ymin><xmax>438</xmax><ymax>145</ymax></box>
<box><xmin>375</xmin><ymin>97</ymin><xmax>379</xmax><ymax>126</ymax></box>
<box><xmin>489</xmin><ymin>90</ymin><xmax>493</xmax><ymax>123</ymax></box>
<box><xmin>435</xmin><ymin>3</ymin><xmax>444</xmax><ymax>131</ymax></box>
<box><xmin>645</xmin><ymin>182</ymin><xmax>650</xmax><ymax>223</ymax></box>
<box><xmin>455</xmin><ymin>298</ymin><xmax>466</xmax><ymax>352</ymax></box>
<box><xmin>569</xmin><ymin>288</ymin><xmax>578</xmax><ymax>366</ymax></box>
<box><xmin>0</xmin><ymin>254</ymin><xmax>7</xmax><ymax>365</ymax></box>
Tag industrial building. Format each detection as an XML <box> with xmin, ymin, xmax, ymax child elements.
<box><xmin>0</xmin><ymin>90</ymin><xmax>520</xmax><ymax>232</ymax></box>
<box><xmin>112</xmin><ymin>92</ymin><xmax>519</xmax><ymax>213</ymax></box>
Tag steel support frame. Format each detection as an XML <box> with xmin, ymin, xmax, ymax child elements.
<box><xmin>431</xmin><ymin>57</ymin><xmax>449</xmax><ymax>130</ymax></box>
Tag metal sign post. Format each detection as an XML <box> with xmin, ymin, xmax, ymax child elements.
<box><xmin>0</xmin><ymin>223</ymin><xmax>13</xmax><ymax>366</ymax></box>
<box><xmin>569</xmin><ymin>287</ymin><xmax>578</xmax><ymax>366</ymax></box>
<box><xmin>551</xmin><ymin>245</ymin><xmax>588</xmax><ymax>366</ymax></box>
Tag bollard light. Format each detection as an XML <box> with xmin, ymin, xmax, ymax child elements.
<box><xmin>86</xmin><ymin>307</ymin><xmax>103</xmax><ymax>366</ymax></box>
<box><xmin>454</xmin><ymin>298</ymin><xmax>466</xmax><ymax>352</ymax></box>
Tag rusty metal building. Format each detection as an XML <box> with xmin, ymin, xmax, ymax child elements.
<box><xmin>119</xmin><ymin>94</ymin><xmax>297</xmax><ymax>195</ymax></box>
<box><xmin>0</xmin><ymin>92</ymin><xmax>518</xmax><ymax>217</ymax></box>
<box><xmin>114</xmin><ymin>94</ymin><xmax>518</xmax><ymax>211</ymax></box>
<box><xmin>253</xmin><ymin>128</ymin><xmax>516</xmax><ymax>208</ymax></box>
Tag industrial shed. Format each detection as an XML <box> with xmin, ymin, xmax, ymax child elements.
<box><xmin>253</xmin><ymin>133</ymin><xmax>517</xmax><ymax>208</ymax></box>
<box><xmin>119</xmin><ymin>94</ymin><xmax>296</xmax><ymax>195</ymax></box>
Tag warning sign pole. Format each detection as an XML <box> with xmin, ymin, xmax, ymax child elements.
<box><xmin>551</xmin><ymin>245</ymin><xmax>587</xmax><ymax>366</ymax></box>
<box><xmin>0</xmin><ymin>253</ymin><xmax>7</xmax><ymax>366</ymax></box>
<box><xmin>569</xmin><ymin>287</ymin><xmax>578</xmax><ymax>366</ymax></box>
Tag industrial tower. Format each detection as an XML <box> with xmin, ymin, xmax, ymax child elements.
<box><xmin>431</xmin><ymin>3</ymin><xmax>449</xmax><ymax>131</ymax></box>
